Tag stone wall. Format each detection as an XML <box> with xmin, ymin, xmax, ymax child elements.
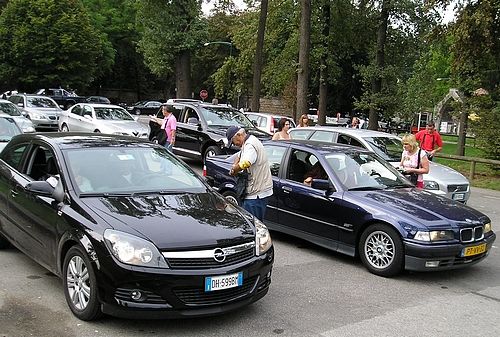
<box><xmin>258</xmin><ymin>97</ymin><xmax>293</xmax><ymax>117</ymax></box>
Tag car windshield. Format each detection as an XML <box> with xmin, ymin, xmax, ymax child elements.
<box><xmin>324</xmin><ymin>152</ymin><xmax>411</xmax><ymax>190</ymax></box>
<box><xmin>27</xmin><ymin>97</ymin><xmax>58</xmax><ymax>108</ymax></box>
<box><xmin>363</xmin><ymin>136</ymin><xmax>402</xmax><ymax>162</ymax></box>
<box><xmin>0</xmin><ymin>102</ymin><xmax>22</xmax><ymax>116</ymax></box>
<box><xmin>95</xmin><ymin>107</ymin><xmax>134</xmax><ymax>121</ymax></box>
<box><xmin>64</xmin><ymin>147</ymin><xmax>206</xmax><ymax>194</ymax></box>
<box><xmin>200</xmin><ymin>107</ymin><xmax>254</xmax><ymax>127</ymax></box>
<box><xmin>0</xmin><ymin>118</ymin><xmax>21</xmax><ymax>141</ymax></box>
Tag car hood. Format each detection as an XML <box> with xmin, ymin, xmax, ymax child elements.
<box><xmin>23</xmin><ymin>107</ymin><xmax>61</xmax><ymax>115</ymax></box>
<box><xmin>81</xmin><ymin>192</ymin><xmax>255</xmax><ymax>250</ymax></box>
<box><xmin>347</xmin><ymin>188</ymin><xmax>486</xmax><ymax>226</ymax></box>
<box><xmin>100</xmin><ymin>120</ymin><xmax>149</xmax><ymax>133</ymax></box>
<box><xmin>207</xmin><ymin>125</ymin><xmax>272</xmax><ymax>141</ymax></box>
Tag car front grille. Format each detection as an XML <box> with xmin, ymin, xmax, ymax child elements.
<box><xmin>447</xmin><ymin>184</ymin><xmax>468</xmax><ymax>193</ymax></box>
<box><xmin>162</xmin><ymin>242</ymin><xmax>255</xmax><ymax>270</ymax></box>
<box><xmin>460</xmin><ymin>226</ymin><xmax>484</xmax><ymax>243</ymax></box>
<box><xmin>48</xmin><ymin>116</ymin><xmax>57</xmax><ymax>120</ymax></box>
<box><xmin>173</xmin><ymin>275</ymin><xmax>259</xmax><ymax>305</ymax></box>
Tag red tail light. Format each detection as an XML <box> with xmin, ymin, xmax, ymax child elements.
<box><xmin>270</xmin><ymin>118</ymin><xmax>275</xmax><ymax>133</ymax></box>
<box><xmin>202</xmin><ymin>165</ymin><xmax>207</xmax><ymax>177</ymax></box>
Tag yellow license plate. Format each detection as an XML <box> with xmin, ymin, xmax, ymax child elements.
<box><xmin>462</xmin><ymin>243</ymin><xmax>487</xmax><ymax>257</ymax></box>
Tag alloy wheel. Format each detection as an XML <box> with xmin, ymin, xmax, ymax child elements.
<box><xmin>363</xmin><ymin>230</ymin><xmax>395</xmax><ymax>269</ymax></box>
<box><xmin>66</xmin><ymin>255</ymin><xmax>91</xmax><ymax>311</ymax></box>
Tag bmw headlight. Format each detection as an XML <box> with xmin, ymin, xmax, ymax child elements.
<box><xmin>484</xmin><ymin>222</ymin><xmax>492</xmax><ymax>233</ymax></box>
<box><xmin>104</xmin><ymin>229</ymin><xmax>169</xmax><ymax>268</ymax></box>
<box><xmin>414</xmin><ymin>230</ymin><xmax>454</xmax><ymax>242</ymax></box>
<box><xmin>424</xmin><ymin>180</ymin><xmax>440</xmax><ymax>190</ymax></box>
<box><xmin>255</xmin><ymin>218</ymin><xmax>272</xmax><ymax>256</ymax></box>
<box><xmin>23</xmin><ymin>126</ymin><xmax>36</xmax><ymax>133</ymax></box>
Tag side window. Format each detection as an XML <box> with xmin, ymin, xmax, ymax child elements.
<box><xmin>1</xmin><ymin>144</ymin><xmax>29</xmax><ymax>170</ymax></box>
<box><xmin>183</xmin><ymin>108</ymin><xmax>199</xmax><ymax>123</ymax></box>
<box><xmin>287</xmin><ymin>149</ymin><xmax>309</xmax><ymax>183</ymax></box>
<box><xmin>264</xmin><ymin>145</ymin><xmax>286</xmax><ymax>177</ymax></box>
<box><xmin>71</xmin><ymin>105</ymin><xmax>82</xmax><ymax>116</ymax></box>
<box><xmin>310</xmin><ymin>131</ymin><xmax>334</xmax><ymax>142</ymax></box>
<box><xmin>337</xmin><ymin>134</ymin><xmax>351</xmax><ymax>145</ymax></box>
<box><xmin>258</xmin><ymin>117</ymin><xmax>267</xmax><ymax>127</ymax></box>
<box><xmin>83</xmin><ymin>105</ymin><xmax>93</xmax><ymax>116</ymax></box>
<box><xmin>349</xmin><ymin>138</ymin><xmax>363</xmax><ymax>148</ymax></box>
<box><xmin>26</xmin><ymin>146</ymin><xmax>58</xmax><ymax>181</ymax></box>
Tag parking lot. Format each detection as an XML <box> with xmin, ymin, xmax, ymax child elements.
<box><xmin>0</xmin><ymin>152</ymin><xmax>499</xmax><ymax>337</ymax></box>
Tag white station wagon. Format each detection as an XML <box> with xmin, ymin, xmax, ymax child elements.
<box><xmin>289</xmin><ymin>126</ymin><xmax>470</xmax><ymax>203</ymax></box>
<box><xmin>59</xmin><ymin>103</ymin><xmax>149</xmax><ymax>138</ymax></box>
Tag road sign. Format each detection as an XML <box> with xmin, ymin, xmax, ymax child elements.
<box><xmin>200</xmin><ymin>90</ymin><xmax>208</xmax><ymax>100</ymax></box>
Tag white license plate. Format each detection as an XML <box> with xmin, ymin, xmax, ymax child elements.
<box><xmin>453</xmin><ymin>193</ymin><xmax>465</xmax><ymax>200</ymax></box>
<box><xmin>205</xmin><ymin>272</ymin><xmax>243</xmax><ymax>292</ymax></box>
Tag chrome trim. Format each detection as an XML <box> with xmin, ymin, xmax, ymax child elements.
<box><xmin>162</xmin><ymin>242</ymin><xmax>255</xmax><ymax>259</ymax></box>
<box><xmin>267</xmin><ymin>205</ymin><xmax>352</xmax><ymax>232</ymax></box>
<box><xmin>172</xmin><ymin>147</ymin><xmax>201</xmax><ymax>156</ymax></box>
<box><xmin>460</xmin><ymin>226</ymin><xmax>484</xmax><ymax>243</ymax></box>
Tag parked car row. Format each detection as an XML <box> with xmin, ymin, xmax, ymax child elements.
<box><xmin>204</xmin><ymin>140</ymin><xmax>495</xmax><ymax>277</ymax></box>
<box><xmin>0</xmin><ymin>99</ymin><xmax>36</xmax><ymax>133</ymax></box>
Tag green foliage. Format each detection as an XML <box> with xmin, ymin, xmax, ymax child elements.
<box><xmin>135</xmin><ymin>0</ymin><xmax>207</xmax><ymax>77</ymax></box>
<box><xmin>468</xmin><ymin>96</ymin><xmax>500</xmax><ymax>161</ymax></box>
<box><xmin>0</xmin><ymin>0</ymin><xmax>107</xmax><ymax>91</ymax></box>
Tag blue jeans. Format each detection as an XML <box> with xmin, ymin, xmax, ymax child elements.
<box><xmin>164</xmin><ymin>141</ymin><xmax>173</xmax><ymax>152</ymax></box>
<box><xmin>243</xmin><ymin>196</ymin><xmax>269</xmax><ymax>221</ymax></box>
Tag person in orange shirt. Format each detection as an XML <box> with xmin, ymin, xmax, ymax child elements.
<box><xmin>415</xmin><ymin>121</ymin><xmax>443</xmax><ymax>161</ymax></box>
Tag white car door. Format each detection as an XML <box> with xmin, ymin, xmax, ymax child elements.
<box><xmin>64</xmin><ymin>104</ymin><xmax>84</xmax><ymax>131</ymax></box>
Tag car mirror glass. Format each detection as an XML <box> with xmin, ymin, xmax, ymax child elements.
<box><xmin>187</xmin><ymin>117</ymin><xmax>199</xmax><ymax>125</ymax></box>
<box><xmin>25</xmin><ymin>180</ymin><xmax>55</xmax><ymax>196</ymax></box>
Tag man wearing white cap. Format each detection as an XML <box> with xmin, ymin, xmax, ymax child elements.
<box><xmin>226</xmin><ymin>126</ymin><xmax>273</xmax><ymax>220</ymax></box>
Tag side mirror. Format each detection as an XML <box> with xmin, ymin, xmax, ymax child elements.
<box><xmin>26</xmin><ymin>179</ymin><xmax>65</xmax><ymax>202</ymax></box>
<box><xmin>17</xmin><ymin>102</ymin><xmax>24</xmax><ymax>108</ymax></box>
<box><xmin>84</xmin><ymin>114</ymin><xmax>92</xmax><ymax>120</ymax></box>
<box><xmin>311</xmin><ymin>179</ymin><xmax>334</xmax><ymax>192</ymax></box>
<box><xmin>251</xmin><ymin>120</ymin><xmax>258</xmax><ymax>126</ymax></box>
<box><xmin>187</xmin><ymin>117</ymin><xmax>199</xmax><ymax>125</ymax></box>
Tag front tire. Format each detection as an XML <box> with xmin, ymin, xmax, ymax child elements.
<box><xmin>359</xmin><ymin>223</ymin><xmax>404</xmax><ymax>277</ymax></box>
<box><xmin>222</xmin><ymin>190</ymin><xmax>239</xmax><ymax>206</ymax></box>
<box><xmin>63</xmin><ymin>245</ymin><xmax>102</xmax><ymax>321</ymax></box>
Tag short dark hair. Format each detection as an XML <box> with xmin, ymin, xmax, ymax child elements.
<box><xmin>162</xmin><ymin>104</ymin><xmax>174</xmax><ymax>112</ymax></box>
<box><xmin>426</xmin><ymin>121</ymin><xmax>435</xmax><ymax>127</ymax></box>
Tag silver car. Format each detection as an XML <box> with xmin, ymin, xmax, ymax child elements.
<box><xmin>244</xmin><ymin>112</ymin><xmax>296</xmax><ymax>134</ymax></box>
<box><xmin>289</xmin><ymin>126</ymin><xmax>470</xmax><ymax>202</ymax></box>
<box><xmin>8</xmin><ymin>94</ymin><xmax>62</xmax><ymax>131</ymax></box>
<box><xmin>0</xmin><ymin>99</ymin><xmax>36</xmax><ymax>133</ymax></box>
<box><xmin>0</xmin><ymin>116</ymin><xmax>22</xmax><ymax>152</ymax></box>
<box><xmin>59</xmin><ymin>103</ymin><xmax>149</xmax><ymax>137</ymax></box>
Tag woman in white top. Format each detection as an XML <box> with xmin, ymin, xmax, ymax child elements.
<box><xmin>400</xmin><ymin>133</ymin><xmax>429</xmax><ymax>188</ymax></box>
<box><xmin>272</xmin><ymin>118</ymin><xmax>291</xmax><ymax>140</ymax></box>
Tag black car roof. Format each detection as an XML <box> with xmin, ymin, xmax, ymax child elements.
<box><xmin>9</xmin><ymin>132</ymin><xmax>156</xmax><ymax>150</ymax></box>
<box><xmin>263</xmin><ymin>139</ymin><xmax>370</xmax><ymax>155</ymax></box>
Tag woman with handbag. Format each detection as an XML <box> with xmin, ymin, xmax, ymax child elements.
<box><xmin>400</xmin><ymin>134</ymin><xmax>429</xmax><ymax>188</ymax></box>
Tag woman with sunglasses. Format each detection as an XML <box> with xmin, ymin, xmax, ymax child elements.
<box><xmin>272</xmin><ymin>118</ymin><xmax>291</xmax><ymax>140</ymax></box>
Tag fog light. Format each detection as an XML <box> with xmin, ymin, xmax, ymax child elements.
<box><xmin>425</xmin><ymin>261</ymin><xmax>440</xmax><ymax>268</ymax></box>
<box><xmin>131</xmin><ymin>290</ymin><xmax>143</xmax><ymax>301</ymax></box>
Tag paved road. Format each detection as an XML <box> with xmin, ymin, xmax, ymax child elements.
<box><xmin>1</xmin><ymin>160</ymin><xmax>499</xmax><ymax>337</ymax></box>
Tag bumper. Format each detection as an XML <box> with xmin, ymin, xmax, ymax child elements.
<box><xmin>404</xmin><ymin>233</ymin><xmax>496</xmax><ymax>272</ymax></box>
<box><xmin>96</xmin><ymin>247</ymin><xmax>274</xmax><ymax>319</ymax></box>
<box><xmin>31</xmin><ymin>119</ymin><xmax>59</xmax><ymax>130</ymax></box>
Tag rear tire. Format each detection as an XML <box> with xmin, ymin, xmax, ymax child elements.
<box><xmin>359</xmin><ymin>223</ymin><xmax>404</xmax><ymax>277</ymax></box>
<box><xmin>63</xmin><ymin>245</ymin><xmax>102</xmax><ymax>321</ymax></box>
<box><xmin>203</xmin><ymin>145</ymin><xmax>222</xmax><ymax>163</ymax></box>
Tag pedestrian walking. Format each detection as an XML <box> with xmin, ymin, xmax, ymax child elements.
<box><xmin>151</xmin><ymin>104</ymin><xmax>177</xmax><ymax>152</ymax></box>
<box><xmin>400</xmin><ymin>134</ymin><xmax>429</xmax><ymax>188</ymax></box>
<box><xmin>272</xmin><ymin>118</ymin><xmax>291</xmax><ymax>140</ymax></box>
<box><xmin>297</xmin><ymin>114</ymin><xmax>309</xmax><ymax>127</ymax></box>
<box><xmin>226</xmin><ymin>126</ymin><xmax>273</xmax><ymax>221</ymax></box>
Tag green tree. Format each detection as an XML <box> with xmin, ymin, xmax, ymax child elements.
<box><xmin>136</xmin><ymin>0</ymin><xmax>207</xmax><ymax>98</ymax></box>
<box><xmin>0</xmin><ymin>0</ymin><xmax>107</xmax><ymax>92</ymax></box>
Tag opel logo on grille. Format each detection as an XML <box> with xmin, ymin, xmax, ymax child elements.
<box><xmin>213</xmin><ymin>248</ymin><xmax>226</xmax><ymax>262</ymax></box>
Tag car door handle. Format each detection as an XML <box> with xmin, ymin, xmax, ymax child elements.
<box><xmin>282</xmin><ymin>186</ymin><xmax>292</xmax><ymax>193</ymax></box>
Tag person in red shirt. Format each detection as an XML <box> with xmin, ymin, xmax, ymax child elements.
<box><xmin>415</xmin><ymin>121</ymin><xmax>443</xmax><ymax>161</ymax></box>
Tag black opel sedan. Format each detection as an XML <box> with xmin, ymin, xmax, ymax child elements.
<box><xmin>205</xmin><ymin>140</ymin><xmax>495</xmax><ymax>277</ymax></box>
<box><xmin>0</xmin><ymin>133</ymin><xmax>273</xmax><ymax>320</ymax></box>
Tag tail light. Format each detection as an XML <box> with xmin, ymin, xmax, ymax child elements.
<box><xmin>202</xmin><ymin>165</ymin><xmax>207</xmax><ymax>177</ymax></box>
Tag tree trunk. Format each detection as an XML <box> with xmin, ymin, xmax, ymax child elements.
<box><xmin>175</xmin><ymin>50</ymin><xmax>191</xmax><ymax>98</ymax></box>
<box><xmin>317</xmin><ymin>1</ymin><xmax>330</xmax><ymax>126</ymax></box>
<box><xmin>251</xmin><ymin>0</ymin><xmax>269</xmax><ymax>112</ymax></box>
<box><xmin>296</xmin><ymin>0</ymin><xmax>311</xmax><ymax>119</ymax></box>
<box><xmin>368</xmin><ymin>0</ymin><xmax>391</xmax><ymax>130</ymax></box>
<box><xmin>456</xmin><ymin>110</ymin><xmax>468</xmax><ymax>156</ymax></box>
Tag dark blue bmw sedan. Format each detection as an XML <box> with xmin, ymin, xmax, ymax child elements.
<box><xmin>205</xmin><ymin>140</ymin><xmax>495</xmax><ymax>277</ymax></box>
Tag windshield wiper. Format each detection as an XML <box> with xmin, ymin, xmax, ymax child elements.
<box><xmin>79</xmin><ymin>192</ymin><xmax>132</xmax><ymax>197</ymax></box>
<box><xmin>387</xmin><ymin>183</ymin><xmax>413</xmax><ymax>189</ymax></box>
<box><xmin>348</xmin><ymin>186</ymin><xmax>385</xmax><ymax>191</ymax></box>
